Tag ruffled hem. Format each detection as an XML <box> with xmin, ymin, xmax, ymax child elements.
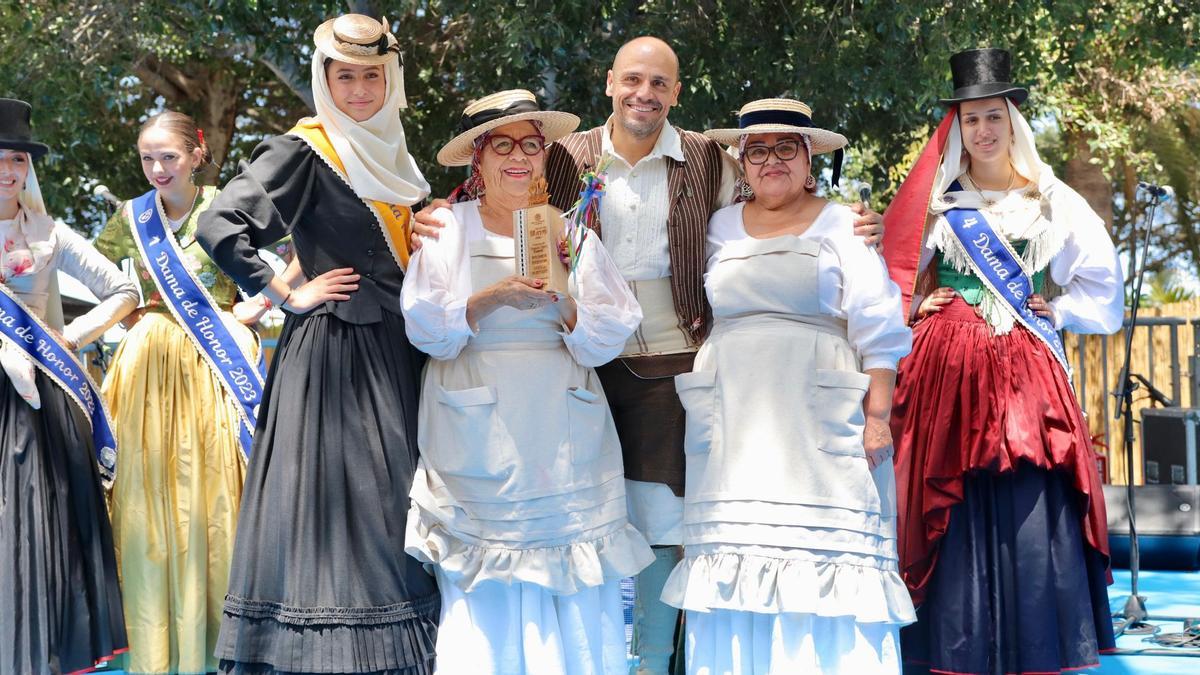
<box><xmin>223</xmin><ymin>593</ymin><xmax>437</xmax><ymax>627</ymax></box>
<box><xmin>405</xmin><ymin>507</ymin><xmax>654</xmax><ymax>595</ymax></box>
<box><xmin>215</xmin><ymin>594</ymin><xmax>438</xmax><ymax>674</ymax></box>
<box><xmin>662</xmin><ymin>553</ymin><xmax>916</xmax><ymax>624</ymax></box>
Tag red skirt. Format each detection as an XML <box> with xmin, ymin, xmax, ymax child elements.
<box><xmin>891</xmin><ymin>297</ymin><xmax>1110</xmax><ymax>605</ymax></box>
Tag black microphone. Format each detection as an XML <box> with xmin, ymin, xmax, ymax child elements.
<box><xmin>1137</xmin><ymin>181</ymin><xmax>1174</xmax><ymax>200</ymax></box>
<box><xmin>92</xmin><ymin>184</ymin><xmax>121</xmax><ymax>206</ymax></box>
<box><xmin>858</xmin><ymin>185</ymin><xmax>872</xmax><ymax>209</ymax></box>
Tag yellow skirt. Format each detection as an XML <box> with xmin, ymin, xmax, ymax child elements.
<box><xmin>104</xmin><ymin>311</ymin><xmax>256</xmax><ymax>674</ymax></box>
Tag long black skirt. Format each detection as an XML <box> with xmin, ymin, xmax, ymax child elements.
<box><xmin>902</xmin><ymin>462</ymin><xmax>1115</xmax><ymax>675</ymax></box>
<box><xmin>216</xmin><ymin>310</ymin><xmax>439</xmax><ymax>674</ymax></box>
<box><xmin>0</xmin><ymin>371</ymin><xmax>127</xmax><ymax>674</ymax></box>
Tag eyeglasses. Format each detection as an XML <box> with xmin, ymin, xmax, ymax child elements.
<box><xmin>487</xmin><ymin>134</ymin><xmax>546</xmax><ymax>156</ymax></box>
<box><xmin>743</xmin><ymin>140</ymin><xmax>803</xmax><ymax>165</ymax></box>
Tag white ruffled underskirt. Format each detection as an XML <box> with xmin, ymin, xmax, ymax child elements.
<box><xmin>405</xmin><ymin>501</ymin><xmax>653</xmax><ymax>595</ymax></box>
<box><xmin>662</xmin><ymin>551</ymin><xmax>916</xmax><ymax>624</ymax></box>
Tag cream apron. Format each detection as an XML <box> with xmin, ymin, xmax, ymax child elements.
<box><xmin>662</xmin><ymin>235</ymin><xmax>912</xmax><ymax>624</ymax></box>
<box><xmin>406</xmin><ymin>236</ymin><xmax>652</xmax><ymax>595</ymax></box>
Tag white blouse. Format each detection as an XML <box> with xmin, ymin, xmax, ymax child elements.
<box><xmin>401</xmin><ymin>199</ymin><xmax>642</xmax><ymax>365</ymax></box>
<box><xmin>919</xmin><ymin>185</ymin><xmax>1124</xmax><ymax>334</ymax></box>
<box><xmin>597</xmin><ymin>119</ymin><xmax>738</xmax><ymax>282</ymax></box>
<box><xmin>707</xmin><ymin>202</ymin><xmax>911</xmax><ymax>371</ymax></box>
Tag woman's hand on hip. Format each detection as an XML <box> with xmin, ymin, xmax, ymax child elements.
<box><xmin>232</xmin><ymin>297</ymin><xmax>269</xmax><ymax>325</ymax></box>
<box><xmin>1027</xmin><ymin>293</ymin><xmax>1055</xmax><ymax>321</ymax></box>
<box><xmin>283</xmin><ymin>267</ymin><xmax>359</xmax><ymax>313</ymax></box>
<box><xmin>917</xmin><ymin>287</ymin><xmax>956</xmax><ymax>319</ymax></box>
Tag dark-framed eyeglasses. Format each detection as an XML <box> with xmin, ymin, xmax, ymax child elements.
<box><xmin>487</xmin><ymin>134</ymin><xmax>546</xmax><ymax>156</ymax></box>
<box><xmin>743</xmin><ymin>140</ymin><xmax>803</xmax><ymax>165</ymax></box>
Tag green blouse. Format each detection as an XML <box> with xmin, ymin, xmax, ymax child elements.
<box><xmin>936</xmin><ymin>239</ymin><xmax>1046</xmax><ymax>305</ymax></box>
<box><xmin>95</xmin><ymin>185</ymin><xmax>243</xmax><ymax>311</ymax></box>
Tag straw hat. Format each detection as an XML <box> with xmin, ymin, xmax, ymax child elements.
<box><xmin>0</xmin><ymin>99</ymin><xmax>49</xmax><ymax>159</ymax></box>
<box><xmin>436</xmin><ymin>90</ymin><xmax>580</xmax><ymax>167</ymax></box>
<box><xmin>313</xmin><ymin>14</ymin><xmax>401</xmax><ymax>66</ymax></box>
<box><xmin>704</xmin><ymin>98</ymin><xmax>847</xmax><ymax>154</ymax></box>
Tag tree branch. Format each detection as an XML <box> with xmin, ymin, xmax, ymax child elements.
<box><xmin>234</xmin><ymin>40</ymin><xmax>315</xmax><ymax>113</ymax></box>
<box><xmin>133</xmin><ymin>52</ymin><xmax>206</xmax><ymax>102</ymax></box>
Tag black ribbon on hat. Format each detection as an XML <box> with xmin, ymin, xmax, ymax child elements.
<box><xmin>738</xmin><ymin>109</ymin><xmax>843</xmax><ymax>186</ymax></box>
<box><xmin>459</xmin><ymin>99</ymin><xmax>540</xmax><ymax>133</ymax></box>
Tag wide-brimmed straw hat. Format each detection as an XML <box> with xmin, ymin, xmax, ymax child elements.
<box><xmin>0</xmin><ymin>99</ymin><xmax>49</xmax><ymax>159</ymax></box>
<box><xmin>704</xmin><ymin>98</ymin><xmax>847</xmax><ymax>154</ymax></box>
<box><xmin>314</xmin><ymin>14</ymin><xmax>401</xmax><ymax>66</ymax></box>
<box><xmin>706</xmin><ymin>98</ymin><xmax>847</xmax><ymax>184</ymax></box>
<box><xmin>436</xmin><ymin>90</ymin><xmax>580</xmax><ymax>167</ymax></box>
<box><xmin>939</xmin><ymin>48</ymin><xmax>1028</xmax><ymax>106</ymax></box>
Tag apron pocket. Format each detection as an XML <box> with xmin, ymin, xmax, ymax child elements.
<box><xmin>432</xmin><ymin>385</ymin><xmax>513</xmax><ymax>478</ymax></box>
<box><xmin>567</xmin><ymin>386</ymin><xmax>607</xmax><ymax>465</ymax></box>
<box><xmin>676</xmin><ymin>370</ymin><xmax>717</xmax><ymax>456</ymax></box>
<box><xmin>814</xmin><ymin>368</ymin><xmax>870</xmax><ymax>457</ymax></box>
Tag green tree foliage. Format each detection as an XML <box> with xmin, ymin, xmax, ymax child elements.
<box><xmin>1</xmin><ymin>1</ymin><xmax>1197</xmax><ymax>291</ymax></box>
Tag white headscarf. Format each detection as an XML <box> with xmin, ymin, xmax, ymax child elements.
<box><xmin>311</xmin><ymin>48</ymin><xmax>429</xmax><ymax>206</ymax></box>
<box><xmin>925</xmin><ymin>98</ymin><xmax>1104</xmax><ymax>335</ymax></box>
<box><xmin>7</xmin><ymin>158</ymin><xmax>55</xmax><ymax>275</ymax></box>
<box><xmin>930</xmin><ymin>99</ymin><xmax>1050</xmax><ymax>213</ymax></box>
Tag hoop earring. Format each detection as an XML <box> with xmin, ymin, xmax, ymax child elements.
<box><xmin>804</xmin><ymin>175</ymin><xmax>816</xmax><ymax>189</ymax></box>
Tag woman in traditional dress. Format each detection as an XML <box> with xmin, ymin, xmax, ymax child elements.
<box><xmin>97</xmin><ymin>111</ymin><xmax>276</xmax><ymax>674</ymax></box>
<box><xmin>196</xmin><ymin>14</ymin><xmax>439</xmax><ymax>674</ymax></box>
<box><xmin>0</xmin><ymin>97</ymin><xmax>137</xmax><ymax>673</ymax></box>
<box><xmin>400</xmin><ymin>89</ymin><xmax>651</xmax><ymax>674</ymax></box>
<box><xmin>883</xmin><ymin>48</ymin><xmax>1122</xmax><ymax>674</ymax></box>
<box><xmin>663</xmin><ymin>98</ymin><xmax>915</xmax><ymax>674</ymax></box>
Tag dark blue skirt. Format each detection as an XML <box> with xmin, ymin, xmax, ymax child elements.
<box><xmin>902</xmin><ymin>462</ymin><xmax>1115</xmax><ymax>674</ymax></box>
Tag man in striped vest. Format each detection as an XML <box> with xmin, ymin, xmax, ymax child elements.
<box><xmin>543</xmin><ymin>36</ymin><xmax>882</xmax><ymax>674</ymax></box>
<box><xmin>415</xmin><ymin>35</ymin><xmax>883</xmax><ymax>673</ymax></box>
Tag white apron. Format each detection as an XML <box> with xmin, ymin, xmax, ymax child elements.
<box><xmin>662</xmin><ymin>234</ymin><xmax>913</xmax><ymax>624</ymax></box>
<box><xmin>406</xmin><ymin>236</ymin><xmax>652</xmax><ymax>596</ymax></box>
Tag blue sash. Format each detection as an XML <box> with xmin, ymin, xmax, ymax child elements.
<box><xmin>128</xmin><ymin>190</ymin><xmax>263</xmax><ymax>457</ymax></box>
<box><xmin>942</xmin><ymin>191</ymin><xmax>1070</xmax><ymax>376</ymax></box>
<box><xmin>0</xmin><ymin>284</ymin><xmax>118</xmax><ymax>484</ymax></box>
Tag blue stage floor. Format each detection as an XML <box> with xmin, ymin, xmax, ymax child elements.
<box><xmin>98</xmin><ymin>568</ymin><xmax>1200</xmax><ymax>674</ymax></box>
<box><xmin>1084</xmin><ymin>568</ymin><xmax>1200</xmax><ymax>675</ymax></box>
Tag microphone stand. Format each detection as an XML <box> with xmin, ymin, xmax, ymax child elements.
<box><xmin>1111</xmin><ymin>187</ymin><xmax>1165</xmax><ymax>637</ymax></box>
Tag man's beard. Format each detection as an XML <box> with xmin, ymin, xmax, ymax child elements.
<box><xmin>618</xmin><ymin>103</ymin><xmax>665</xmax><ymax>139</ymax></box>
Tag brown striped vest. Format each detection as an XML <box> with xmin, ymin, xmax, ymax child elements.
<box><xmin>545</xmin><ymin>125</ymin><xmax>724</xmax><ymax>345</ymax></box>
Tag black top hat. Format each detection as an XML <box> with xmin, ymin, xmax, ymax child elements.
<box><xmin>0</xmin><ymin>99</ymin><xmax>49</xmax><ymax>159</ymax></box>
<box><xmin>939</xmin><ymin>48</ymin><xmax>1028</xmax><ymax>106</ymax></box>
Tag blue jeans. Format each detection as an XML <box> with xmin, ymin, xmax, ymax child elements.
<box><xmin>630</xmin><ymin>545</ymin><xmax>682</xmax><ymax>674</ymax></box>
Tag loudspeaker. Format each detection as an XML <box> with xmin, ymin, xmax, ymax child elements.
<box><xmin>1104</xmin><ymin>483</ymin><xmax>1200</xmax><ymax>570</ymax></box>
<box><xmin>1141</xmin><ymin>407</ymin><xmax>1200</xmax><ymax>485</ymax></box>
